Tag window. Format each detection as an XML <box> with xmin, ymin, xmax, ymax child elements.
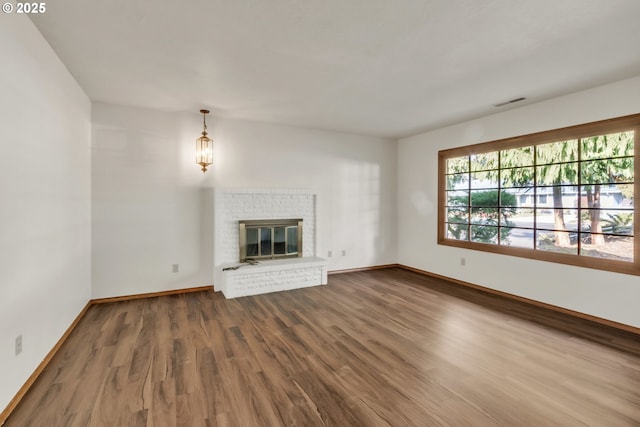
<box><xmin>439</xmin><ymin>114</ymin><xmax>640</xmax><ymax>275</ymax></box>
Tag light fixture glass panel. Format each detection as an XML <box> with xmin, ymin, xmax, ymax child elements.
<box><xmin>196</xmin><ymin>109</ymin><xmax>213</xmax><ymax>173</ymax></box>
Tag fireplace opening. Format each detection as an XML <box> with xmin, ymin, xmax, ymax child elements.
<box><xmin>239</xmin><ymin>219</ymin><xmax>303</xmax><ymax>262</ymax></box>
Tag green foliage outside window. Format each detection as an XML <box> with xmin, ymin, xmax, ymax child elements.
<box><xmin>447</xmin><ymin>190</ymin><xmax>516</xmax><ymax>243</ymax></box>
<box><xmin>441</xmin><ymin>119</ymin><xmax>636</xmax><ymax>269</ymax></box>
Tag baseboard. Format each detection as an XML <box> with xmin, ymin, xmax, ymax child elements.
<box><xmin>0</xmin><ymin>301</ymin><xmax>92</xmax><ymax>426</ymax></box>
<box><xmin>328</xmin><ymin>264</ymin><xmax>400</xmax><ymax>275</ymax></box>
<box><xmin>398</xmin><ymin>264</ymin><xmax>640</xmax><ymax>336</ymax></box>
<box><xmin>91</xmin><ymin>285</ymin><xmax>214</xmax><ymax>304</ymax></box>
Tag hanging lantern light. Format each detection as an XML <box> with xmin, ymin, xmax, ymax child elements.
<box><xmin>196</xmin><ymin>109</ymin><xmax>213</xmax><ymax>173</ymax></box>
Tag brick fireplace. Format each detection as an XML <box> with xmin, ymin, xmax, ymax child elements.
<box><xmin>213</xmin><ymin>188</ymin><xmax>327</xmax><ymax>298</ymax></box>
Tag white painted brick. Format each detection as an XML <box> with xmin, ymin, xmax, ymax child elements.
<box><xmin>213</xmin><ymin>188</ymin><xmax>321</xmax><ymax>296</ymax></box>
<box><xmin>215</xmin><ymin>189</ymin><xmax>316</xmax><ymax>265</ymax></box>
<box><xmin>222</xmin><ymin>265</ymin><xmax>325</xmax><ymax>298</ymax></box>
<box><xmin>218</xmin><ymin>256</ymin><xmax>328</xmax><ymax>298</ymax></box>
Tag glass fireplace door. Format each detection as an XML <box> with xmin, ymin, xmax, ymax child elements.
<box><xmin>239</xmin><ymin>219</ymin><xmax>303</xmax><ymax>262</ymax></box>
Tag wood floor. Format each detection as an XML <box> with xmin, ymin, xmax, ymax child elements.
<box><xmin>5</xmin><ymin>268</ymin><xmax>640</xmax><ymax>426</ymax></box>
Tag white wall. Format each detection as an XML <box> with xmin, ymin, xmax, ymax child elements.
<box><xmin>91</xmin><ymin>105</ymin><xmax>213</xmax><ymax>299</ymax></box>
<box><xmin>398</xmin><ymin>75</ymin><xmax>640</xmax><ymax>328</ymax></box>
<box><xmin>209</xmin><ymin>118</ymin><xmax>398</xmax><ymax>272</ymax></box>
<box><xmin>0</xmin><ymin>15</ymin><xmax>91</xmax><ymax>411</ymax></box>
<box><xmin>92</xmin><ymin>105</ymin><xmax>397</xmax><ymax>298</ymax></box>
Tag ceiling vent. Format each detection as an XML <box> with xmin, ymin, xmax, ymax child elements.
<box><xmin>494</xmin><ymin>97</ymin><xmax>526</xmax><ymax>107</ymax></box>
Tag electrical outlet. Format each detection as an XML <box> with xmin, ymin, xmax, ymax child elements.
<box><xmin>342</xmin><ymin>250</ymin><xmax>346</xmax><ymax>256</ymax></box>
<box><xmin>172</xmin><ymin>264</ymin><xmax>179</xmax><ymax>273</ymax></box>
<box><xmin>15</xmin><ymin>335</ymin><xmax>22</xmax><ymax>356</ymax></box>
<box><xmin>460</xmin><ymin>257</ymin><xmax>466</xmax><ymax>266</ymax></box>
<box><xmin>328</xmin><ymin>251</ymin><xmax>332</xmax><ymax>258</ymax></box>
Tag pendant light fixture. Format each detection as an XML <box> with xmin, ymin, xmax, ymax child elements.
<box><xmin>196</xmin><ymin>109</ymin><xmax>213</xmax><ymax>173</ymax></box>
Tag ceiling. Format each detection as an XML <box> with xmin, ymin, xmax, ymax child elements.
<box><xmin>31</xmin><ymin>0</ymin><xmax>640</xmax><ymax>139</ymax></box>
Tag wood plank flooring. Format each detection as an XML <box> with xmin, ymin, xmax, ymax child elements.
<box><xmin>5</xmin><ymin>268</ymin><xmax>640</xmax><ymax>426</ymax></box>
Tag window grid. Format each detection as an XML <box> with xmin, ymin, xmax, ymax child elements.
<box><xmin>439</xmin><ymin>114</ymin><xmax>639</xmax><ymax>276</ymax></box>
